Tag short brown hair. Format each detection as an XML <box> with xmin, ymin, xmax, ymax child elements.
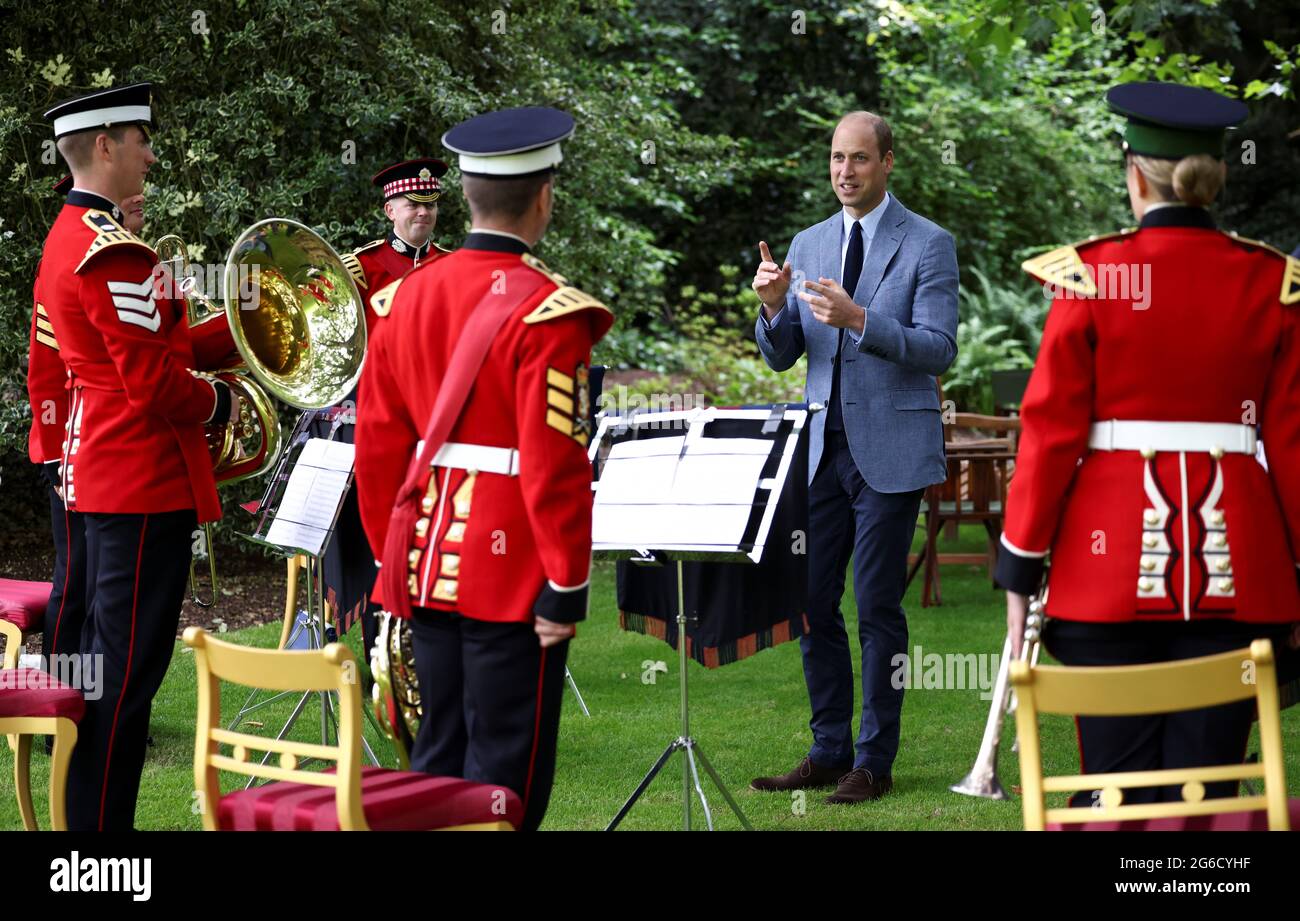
<box><xmin>461</xmin><ymin>172</ymin><xmax>552</xmax><ymax>221</ymax></box>
<box><xmin>56</xmin><ymin>125</ymin><xmax>133</xmax><ymax>171</ymax></box>
<box><xmin>837</xmin><ymin>111</ymin><xmax>893</xmax><ymax>158</ymax></box>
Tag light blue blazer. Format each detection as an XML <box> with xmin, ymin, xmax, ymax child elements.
<box><xmin>755</xmin><ymin>194</ymin><xmax>959</xmax><ymax>493</ymax></box>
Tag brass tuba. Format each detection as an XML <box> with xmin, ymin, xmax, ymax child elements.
<box><xmin>155</xmin><ymin>220</ymin><xmax>367</xmax><ymax>606</ymax></box>
<box><xmin>155</xmin><ymin>233</ymin><xmax>283</xmax><ymax>489</ymax></box>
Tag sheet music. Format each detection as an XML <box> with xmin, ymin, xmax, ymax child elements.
<box><xmin>593</xmin><ymin>431</ymin><xmax>775</xmax><ymax>549</ymax></box>
<box><xmin>263</xmin><ymin>438</ymin><xmax>355</xmax><ymax>556</ymax></box>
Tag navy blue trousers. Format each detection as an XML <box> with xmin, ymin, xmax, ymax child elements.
<box><xmin>1045</xmin><ymin>618</ymin><xmax>1299</xmax><ymax>807</ymax></box>
<box><xmin>408</xmin><ymin>609</ymin><xmax>570</xmax><ymax>832</ymax></box>
<box><xmin>802</xmin><ymin>430</ymin><xmax>922</xmax><ymax>775</ymax></box>
<box><xmin>67</xmin><ymin>510</ymin><xmax>194</xmax><ymax>831</ymax></box>
<box><xmin>39</xmin><ymin>463</ymin><xmax>87</xmax><ymax>663</ymax></box>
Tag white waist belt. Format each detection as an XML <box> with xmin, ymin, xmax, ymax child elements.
<box><xmin>422</xmin><ymin>441</ymin><xmax>520</xmax><ymax>476</ymax></box>
<box><xmin>1088</xmin><ymin>420</ymin><xmax>1256</xmax><ymax>455</ymax></box>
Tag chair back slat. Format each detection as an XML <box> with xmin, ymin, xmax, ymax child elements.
<box><xmin>209</xmin><ymin>727</ymin><xmax>338</xmax><ymax>762</ymax></box>
<box><xmin>208</xmin><ymin>755</ymin><xmax>340</xmax><ymax>786</ymax></box>
<box><xmin>193</xmin><ymin>633</ymin><xmax>342</xmax><ymax>692</ymax></box>
<box><xmin>1041</xmin><ymin>762</ymin><xmax>1264</xmax><ymax>792</ymax></box>
<box><xmin>1045</xmin><ymin>795</ymin><xmax>1270</xmax><ymax>826</ymax></box>
<box><xmin>1023</xmin><ymin>648</ymin><xmax>1260</xmax><ymax>715</ymax></box>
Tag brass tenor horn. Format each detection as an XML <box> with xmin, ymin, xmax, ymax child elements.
<box><xmin>950</xmin><ymin>598</ymin><xmax>1044</xmax><ymax>799</ymax></box>
<box><xmin>371</xmin><ymin>613</ymin><xmax>420</xmax><ymax>770</ymax></box>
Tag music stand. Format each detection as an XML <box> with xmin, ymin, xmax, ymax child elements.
<box><xmin>590</xmin><ymin>403</ymin><xmax>810</xmax><ymax>831</ymax></box>
<box><xmin>232</xmin><ymin>410</ymin><xmax>381</xmax><ymax>779</ymax></box>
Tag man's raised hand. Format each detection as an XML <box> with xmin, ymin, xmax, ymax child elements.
<box><xmin>752</xmin><ymin>241</ymin><xmax>793</xmax><ymax>315</ymax></box>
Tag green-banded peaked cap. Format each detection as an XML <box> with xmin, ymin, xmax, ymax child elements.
<box><xmin>1107</xmin><ymin>81</ymin><xmax>1248</xmax><ymax>159</ymax></box>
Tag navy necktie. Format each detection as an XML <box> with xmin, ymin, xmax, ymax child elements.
<box><xmin>827</xmin><ymin>220</ymin><xmax>864</xmax><ymax>432</ymax></box>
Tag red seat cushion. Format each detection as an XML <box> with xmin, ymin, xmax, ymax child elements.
<box><xmin>217</xmin><ymin>766</ymin><xmax>523</xmax><ymax>831</ymax></box>
<box><xmin>0</xmin><ymin>579</ymin><xmax>52</xmax><ymax>632</ymax></box>
<box><xmin>0</xmin><ymin>668</ymin><xmax>85</xmax><ymax>721</ymax></box>
<box><xmin>1047</xmin><ymin>798</ymin><xmax>1300</xmax><ymax>831</ymax></box>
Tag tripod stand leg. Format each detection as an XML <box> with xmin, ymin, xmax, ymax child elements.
<box><xmin>691</xmin><ymin>742</ymin><xmax>753</xmax><ymax>831</ymax></box>
<box><xmin>565</xmin><ymin>667</ymin><xmax>590</xmax><ymax>717</ymax></box>
<box><xmin>684</xmin><ymin>740</ymin><xmax>714</xmax><ymax>831</ymax></box>
<box><xmin>605</xmin><ymin>738</ymin><xmax>682</xmax><ymax>831</ymax></box>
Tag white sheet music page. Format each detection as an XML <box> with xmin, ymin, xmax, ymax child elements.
<box><xmin>593</xmin><ymin>431</ymin><xmax>769</xmax><ymax>551</ymax></box>
<box><xmin>264</xmin><ymin>438</ymin><xmax>355</xmax><ymax>556</ymax></box>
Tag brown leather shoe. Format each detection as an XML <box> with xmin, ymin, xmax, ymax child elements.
<box><xmin>825</xmin><ymin>768</ymin><xmax>893</xmax><ymax>804</ymax></box>
<box><xmin>750</xmin><ymin>756</ymin><xmax>850</xmax><ymax>792</ymax></box>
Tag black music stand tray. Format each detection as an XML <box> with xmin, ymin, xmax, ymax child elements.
<box><xmin>590</xmin><ymin>403</ymin><xmax>810</xmax><ymax>831</ymax></box>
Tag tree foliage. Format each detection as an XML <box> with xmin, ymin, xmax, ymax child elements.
<box><xmin>2</xmin><ymin>0</ymin><xmax>1297</xmax><ymax>510</ymax></box>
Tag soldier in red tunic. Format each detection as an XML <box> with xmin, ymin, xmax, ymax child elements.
<box><xmin>28</xmin><ymin>176</ymin><xmax>146</xmax><ymax>679</ymax></box>
<box><xmin>997</xmin><ymin>82</ymin><xmax>1300</xmax><ymax>805</ymax></box>
<box><xmin>38</xmin><ymin>84</ymin><xmax>238</xmax><ymax>830</ymax></box>
<box><xmin>321</xmin><ymin>159</ymin><xmax>452</xmax><ymax>655</ymax></box>
<box><xmin>356</xmin><ymin>108</ymin><xmax>612</xmax><ymax>831</ymax></box>
<box><xmin>341</xmin><ymin>158</ymin><xmax>451</xmax><ymax>334</ymax></box>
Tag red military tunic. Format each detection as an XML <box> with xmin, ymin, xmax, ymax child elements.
<box><xmin>342</xmin><ymin>232</ymin><xmax>450</xmax><ymax>336</ymax></box>
<box><xmin>997</xmin><ymin>207</ymin><xmax>1300</xmax><ymax>624</ymax></box>
<box><xmin>356</xmin><ymin>233</ymin><xmax>613</xmax><ymax>624</ymax></box>
<box><xmin>27</xmin><ymin>281</ymin><xmax>68</xmax><ymax>464</ymax></box>
<box><xmin>35</xmin><ymin>193</ymin><xmax>234</xmax><ymax>523</ymax></box>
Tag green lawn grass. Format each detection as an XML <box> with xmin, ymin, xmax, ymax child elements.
<box><xmin>4</xmin><ymin>525</ymin><xmax>1299</xmax><ymax>831</ymax></box>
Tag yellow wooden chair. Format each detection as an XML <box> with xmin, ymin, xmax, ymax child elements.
<box><xmin>1011</xmin><ymin>639</ymin><xmax>1294</xmax><ymax>831</ymax></box>
<box><xmin>0</xmin><ymin>668</ymin><xmax>83</xmax><ymax>830</ymax></box>
<box><xmin>185</xmin><ymin>626</ymin><xmax>518</xmax><ymax>831</ymax></box>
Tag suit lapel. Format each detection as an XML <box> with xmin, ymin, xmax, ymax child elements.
<box><xmin>818</xmin><ymin>212</ymin><xmax>842</xmax><ymax>286</ymax></box>
<box><xmin>853</xmin><ymin>195</ymin><xmax>907</xmax><ymax>307</ymax></box>
<box><xmin>809</xmin><ymin>214</ymin><xmax>843</xmax><ymax>353</ymax></box>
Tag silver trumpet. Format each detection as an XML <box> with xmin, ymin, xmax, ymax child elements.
<box><xmin>950</xmin><ymin>598</ymin><xmax>1044</xmax><ymax>799</ymax></box>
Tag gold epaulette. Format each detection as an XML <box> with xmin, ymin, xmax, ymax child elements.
<box><xmin>75</xmin><ymin>210</ymin><xmax>155</xmax><ymax>274</ymax></box>
<box><xmin>523</xmin><ymin>286</ymin><xmax>611</xmax><ymax>325</ymax></box>
<box><xmin>520</xmin><ymin>255</ymin><xmax>610</xmax><ymax>324</ymax></box>
<box><xmin>34</xmin><ymin>303</ymin><xmax>58</xmax><ymax>351</ymax></box>
<box><xmin>1226</xmin><ymin>233</ymin><xmax>1300</xmax><ymax>306</ymax></box>
<box><xmin>521</xmin><ymin>253</ymin><xmax>568</xmax><ymax>287</ymax></box>
<box><xmin>341</xmin><ymin>252</ymin><xmax>367</xmax><ymax>289</ymax></box>
<box><xmin>1021</xmin><ymin>229</ymin><xmax>1136</xmax><ymax>297</ymax></box>
<box><xmin>1021</xmin><ymin>246</ymin><xmax>1096</xmax><ymax>297</ymax></box>
<box><xmin>371</xmin><ymin>278</ymin><xmax>402</xmax><ymax>317</ymax></box>
<box><xmin>354</xmin><ymin>239</ymin><xmax>385</xmax><ymax>254</ymax></box>
<box><xmin>432</xmin><ymin>241</ymin><xmax>452</xmax><ymax>255</ymax></box>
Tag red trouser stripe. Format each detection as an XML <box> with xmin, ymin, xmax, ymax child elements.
<box><xmin>522</xmin><ymin>646</ymin><xmax>548</xmax><ymax>814</ymax></box>
<box><xmin>98</xmin><ymin>514</ymin><xmax>147</xmax><ymax>831</ymax></box>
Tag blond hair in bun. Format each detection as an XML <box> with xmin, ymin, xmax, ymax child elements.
<box><xmin>1130</xmin><ymin>153</ymin><xmax>1226</xmax><ymax>207</ymax></box>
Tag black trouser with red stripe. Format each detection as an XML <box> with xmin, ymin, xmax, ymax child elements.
<box><xmin>39</xmin><ymin>463</ymin><xmax>87</xmax><ymax>664</ymax></box>
<box><xmin>67</xmin><ymin>510</ymin><xmax>195</xmax><ymax>831</ymax></box>
<box><xmin>1045</xmin><ymin>618</ymin><xmax>1299</xmax><ymax>808</ymax></box>
<box><xmin>408</xmin><ymin>609</ymin><xmax>569</xmax><ymax>832</ymax></box>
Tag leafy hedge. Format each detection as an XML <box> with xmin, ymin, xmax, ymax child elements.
<box><xmin>0</xmin><ymin>0</ymin><xmax>731</xmax><ymax>526</ymax></box>
<box><xmin>3</xmin><ymin>0</ymin><xmax>1296</xmax><ymax>531</ymax></box>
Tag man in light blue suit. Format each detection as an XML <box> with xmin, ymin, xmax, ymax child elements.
<box><xmin>749</xmin><ymin>111</ymin><xmax>958</xmax><ymax>804</ymax></box>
